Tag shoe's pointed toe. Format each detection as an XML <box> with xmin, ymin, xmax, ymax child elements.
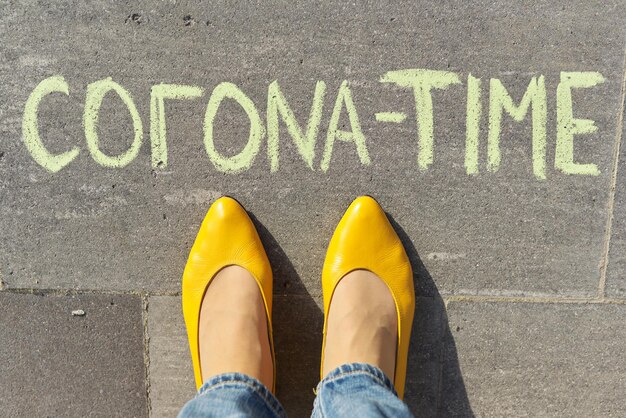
<box><xmin>321</xmin><ymin>195</ymin><xmax>415</xmax><ymax>399</ymax></box>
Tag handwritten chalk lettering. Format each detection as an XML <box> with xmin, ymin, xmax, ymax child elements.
<box><xmin>204</xmin><ymin>82</ymin><xmax>265</xmax><ymax>174</ymax></box>
<box><xmin>488</xmin><ymin>76</ymin><xmax>547</xmax><ymax>179</ymax></box>
<box><xmin>321</xmin><ymin>80</ymin><xmax>370</xmax><ymax>172</ymax></box>
<box><xmin>84</xmin><ymin>77</ymin><xmax>143</xmax><ymax>168</ymax></box>
<box><xmin>465</xmin><ymin>74</ymin><xmax>481</xmax><ymax>175</ymax></box>
<box><xmin>21</xmin><ymin>70</ymin><xmax>605</xmax><ymax>179</ymax></box>
<box><xmin>380</xmin><ymin>69</ymin><xmax>461</xmax><ymax>171</ymax></box>
<box><xmin>22</xmin><ymin>76</ymin><xmax>79</xmax><ymax>173</ymax></box>
<box><xmin>375</xmin><ymin>112</ymin><xmax>407</xmax><ymax>123</ymax></box>
<box><xmin>267</xmin><ymin>80</ymin><xmax>326</xmax><ymax>172</ymax></box>
<box><xmin>150</xmin><ymin>83</ymin><xmax>204</xmax><ymax>168</ymax></box>
<box><xmin>556</xmin><ymin>71</ymin><xmax>605</xmax><ymax>175</ymax></box>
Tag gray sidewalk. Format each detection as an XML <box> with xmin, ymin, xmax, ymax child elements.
<box><xmin>1</xmin><ymin>1</ymin><xmax>625</xmax><ymax>416</ymax></box>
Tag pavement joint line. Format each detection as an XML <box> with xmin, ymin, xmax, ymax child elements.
<box><xmin>1</xmin><ymin>287</ymin><xmax>626</xmax><ymax>304</ymax></box>
<box><xmin>142</xmin><ymin>295</ymin><xmax>153</xmax><ymax>417</ymax></box>
<box><xmin>443</xmin><ymin>295</ymin><xmax>626</xmax><ymax>304</ymax></box>
<box><xmin>598</xmin><ymin>36</ymin><xmax>626</xmax><ymax>299</ymax></box>
<box><xmin>0</xmin><ymin>287</ymin><xmax>180</xmax><ymax>297</ymax></box>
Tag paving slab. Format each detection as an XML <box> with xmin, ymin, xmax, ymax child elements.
<box><xmin>146</xmin><ymin>296</ymin><xmax>195</xmax><ymax>417</ymax></box>
<box><xmin>1</xmin><ymin>1</ymin><xmax>625</xmax><ymax>297</ymax></box>
<box><xmin>146</xmin><ymin>294</ymin><xmax>449</xmax><ymax>416</ymax></box>
<box><xmin>0</xmin><ymin>291</ymin><xmax>147</xmax><ymax>417</ymax></box>
<box><xmin>441</xmin><ymin>301</ymin><xmax>626</xmax><ymax>417</ymax></box>
<box><xmin>606</xmin><ymin>95</ymin><xmax>626</xmax><ymax>298</ymax></box>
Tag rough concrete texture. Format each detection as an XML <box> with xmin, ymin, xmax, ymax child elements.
<box><xmin>1</xmin><ymin>0</ymin><xmax>624</xmax><ymax>297</ymax></box>
<box><xmin>442</xmin><ymin>302</ymin><xmax>626</xmax><ymax>417</ymax></box>
<box><xmin>0</xmin><ymin>292</ymin><xmax>147</xmax><ymax>417</ymax></box>
<box><xmin>1</xmin><ymin>0</ymin><xmax>626</xmax><ymax>416</ymax></box>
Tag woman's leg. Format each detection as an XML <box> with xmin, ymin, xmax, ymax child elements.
<box><xmin>178</xmin><ymin>266</ymin><xmax>285</xmax><ymax>418</ymax></box>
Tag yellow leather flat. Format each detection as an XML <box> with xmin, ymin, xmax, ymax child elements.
<box><xmin>320</xmin><ymin>195</ymin><xmax>415</xmax><ymax>399</ymax></box>
<box><xmin>181</xmin><ymin>196</ymin><xmax>275</xmax><ymax>392</ymax></box>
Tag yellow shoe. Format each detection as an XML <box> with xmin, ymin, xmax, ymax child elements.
<box><xmin>181</xmin><ymin>196</ymin><xmax>275</xmax><ymax>392</ymax></box>
<box><xmin>320</xmin><ymin>195</ymin><xmax>415</xmax><ymax>399</ymax></box>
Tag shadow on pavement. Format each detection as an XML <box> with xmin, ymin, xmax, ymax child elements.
<box><xmin>250</xmin><ymin>214</ymin><xmax>323</xmax><ymax>417</ymax></box>
<box><xmin>388</xmin><ymin>214</ymin><xmax>474</xmax><ymax>417</ymax></box>
<box><xmin>251</xmin><ymin>212</ymin><xmax>474</xmax><ymax>417</ymax></box>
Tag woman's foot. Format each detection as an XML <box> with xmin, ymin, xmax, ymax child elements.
<box><xmin>198</xmin><ymin>265</ymin><xmax>273</xmax><ymax>389</ymax></box>
<box><xmin>322</xmin><ymin>269</ymin><xmax>398</xmax><ymax>381</ymax></box>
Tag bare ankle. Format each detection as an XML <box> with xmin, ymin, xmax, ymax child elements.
<box><xmin>323</xmin><ymin>270</ymin><xmax>397</xmax><ymax>380</ymax></box>
<box><xmin>198</xmin><ymin>266</ymin><xmax>273</xmax><ymax>388</ymax></box>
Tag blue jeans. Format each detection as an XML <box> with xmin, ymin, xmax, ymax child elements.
<box><xmin>178</xmin><ymin>363</ymin><xmax>414</xmax><ymax>417</ymax></box>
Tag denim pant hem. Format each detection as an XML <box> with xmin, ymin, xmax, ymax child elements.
<box><xmin>179</xmin><ymin>363</ymin><xmax>412</xmax><ymax>418</ymax></box>
<box><xmin>314</xmin><ymin>362</ymin><xmax>398</xmax><ymax>397</ymax></box>
<box><xmin>180</xmin><ymin>372</ymin><xmax>286</xmax><ymax>418</ymax></box>
<box><xmin>200</xmin><ymin>373</ymin><xmax>285</xmax><ymax>417</ymax></box>
<box><xmin>311</xmin><ymin>363</ymin><xmax>412</xmax><ymax>418</ymax></box>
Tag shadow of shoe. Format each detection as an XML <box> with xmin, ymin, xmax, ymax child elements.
<box><xmin>387</xmin><ymin>214</ymin><xmax>474</xmax><ymax>418</ymax></box>
<box><xmin>250</xmin><ymin>214</ymin><xmax>323</xmax><ymax>417</ymax></box>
